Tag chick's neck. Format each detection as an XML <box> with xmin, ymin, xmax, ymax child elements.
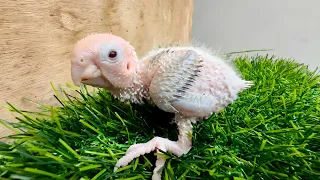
<box><xmin>110</xmin><ymin>62</ymin><xmax>149</xmax><ymax>104</ymax></box>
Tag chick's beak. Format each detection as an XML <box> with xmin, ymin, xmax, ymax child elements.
<box><xmin>71</xmin><ymin>64</ymin><xmax>110</xmax><ymax>88</ymax></box>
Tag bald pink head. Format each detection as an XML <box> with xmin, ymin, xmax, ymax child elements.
<box><xmin>71</xmin><ymin>33</ymin><xmax>138</xmax><ymax>89</ymax></box>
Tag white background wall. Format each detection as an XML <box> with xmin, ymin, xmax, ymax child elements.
<box><xmin>192</xmin><ymin>0</ymin><xmax>319</xmax><ymax>70</ymax></box>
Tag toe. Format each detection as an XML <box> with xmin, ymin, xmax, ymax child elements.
<box><xmin>115</xmin><ymin>149</ymin><xmax>145</xmax><ymax>168</ymax></box>
<box><xmin>126</xmin><ymin>143</ymin><xmax>144</xmax><ymax>154</ymax></box>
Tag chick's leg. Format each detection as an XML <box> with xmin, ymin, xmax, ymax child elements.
<box><xmin>114</xmin><ymin>115</ymin><xmax>194</xmax><ymax>180</ymax></box>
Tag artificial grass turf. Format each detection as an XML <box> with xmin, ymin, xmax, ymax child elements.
<box><xmin>0</xmin><ymin>55</ymin><xmax>319</xmax><ymax>180</ymax></box>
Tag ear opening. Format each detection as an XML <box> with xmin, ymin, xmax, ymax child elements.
<box><xmin>127</xmin><ymin>63</ymin><xmax>131</xmax><ymax>70</ymax></box>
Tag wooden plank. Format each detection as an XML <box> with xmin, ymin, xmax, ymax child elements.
<box><xmin>0</xmin><ymin>0</ymin><xmax>194</xmax><ymax>141</ymax></box>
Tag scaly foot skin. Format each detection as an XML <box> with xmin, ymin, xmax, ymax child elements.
<box><xmin>114</xmin><ymin>137</ymin><xmax>189</xmax><ymax>180</ymax></box>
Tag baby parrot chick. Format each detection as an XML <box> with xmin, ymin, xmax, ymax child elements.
<box><xmin>70</xmin><ymin>33</ymin><xmax>253</xmax><ymax>180</ymax></box>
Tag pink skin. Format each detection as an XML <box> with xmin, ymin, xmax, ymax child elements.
<box><xmin>71</xmin><ymin>34</ymin><xmax>183</xmax><ymax>180</ymax></box>
<box><xmin>71</xmin><ymin>33</ymin><xmax>138</xmax><ymax>90</ymax></box>
<box><xmin>71</xmin><ymin>33</ymin><xmax>253</xmax><ymax>180</ymax></box>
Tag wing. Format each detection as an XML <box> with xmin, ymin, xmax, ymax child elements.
<box><xmin>148</xmin><ymin>49</ymin><xmax>205</xmax><ymax>113</ymax></box>
<box><xmin>148</xmin><ymin>48</ymin><xmax>252</xmax><ymax>117</ymax></box>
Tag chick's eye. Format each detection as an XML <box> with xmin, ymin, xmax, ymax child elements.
<box><xmin>108</xmin><ymin>51</ymin><xmax>117</xmax><ymax>59</ymax></box>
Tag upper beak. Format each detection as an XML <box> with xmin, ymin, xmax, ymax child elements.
<box><xmin>71</xmin><ymin>64</ymin><xmax>109</xmax><ymax>87</ymax></box>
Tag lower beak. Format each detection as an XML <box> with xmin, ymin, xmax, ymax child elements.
<box><xmin>81</xmin><ymin>76</ymin><xmax>112</xmax><ymax>88</ymax></box>
<box><xmin>71</xmin><ymin>65</ymin><xmax>111</xmax><ymax>88</ymax></box>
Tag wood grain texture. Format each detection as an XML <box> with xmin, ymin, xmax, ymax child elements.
<box><xmin>0</xmin><ymin>0</ymin><xmax>194</xmax><ymax>141</ymax></box>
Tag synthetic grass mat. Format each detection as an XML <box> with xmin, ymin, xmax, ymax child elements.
<box><xmin>0</xmin><ymin>55</ymin><xmax>319</xmax><ymax>180</ymax></box>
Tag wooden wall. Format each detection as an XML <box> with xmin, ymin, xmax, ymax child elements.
<box><xmin>0</xmin><ymin>0</ymin><xmax>194</xmax><ymax>140</ymax></box>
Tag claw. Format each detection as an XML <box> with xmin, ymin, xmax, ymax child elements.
<box><xmin>113</xmin><ymin>166</ymin><xmax>119</xmax><ymax>172</ymax></box>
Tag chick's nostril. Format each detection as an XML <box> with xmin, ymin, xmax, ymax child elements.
<box><xmin>82</xmin><ymin>78</ymin><xmax>89</xmax><ymax>81</ymax></box>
